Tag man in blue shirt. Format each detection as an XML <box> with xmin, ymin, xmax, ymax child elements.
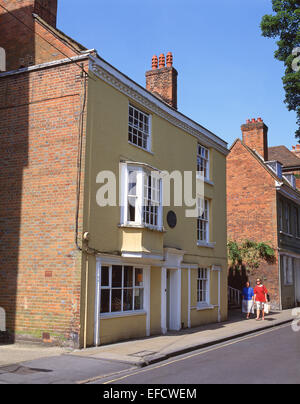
<box><xmin>242</xmin><ymin>281</ymin><xmax>254</xmax><ymax>319</ymax></box>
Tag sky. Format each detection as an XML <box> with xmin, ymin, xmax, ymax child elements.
<box><xmin>57</xmin><ymin>0</ymin><xmax>298</xmax><ymax>149</ymax></box>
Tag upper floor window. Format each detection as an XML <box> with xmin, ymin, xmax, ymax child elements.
<box><xmin>197</xmin><ymin>144</ymin><xmax>209</xmax><ymax>180</ymax></box>
<box><xmin>197</xmin><ymin>198</ymin><xmax>209</xmax><ymax>242</ymax></box>
<box><xmin>121</xmin><ymin>164</ymin><xmax>162</xmax><ymax>231</ymax></box>
<box><xmin>128</xmin><ymin>105</ymin><xmax>151</xmax><ymax>152</ymax></box>
<box><xmin>284</xmin><ymin>203</ymin><xmax>291</xmax><ymax>235</ymax></box>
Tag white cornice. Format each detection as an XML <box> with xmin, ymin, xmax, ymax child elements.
<box><xmin>89</xmin><ymin>55</ymin><xmax>229</xmax><ymax>156</ymax></box>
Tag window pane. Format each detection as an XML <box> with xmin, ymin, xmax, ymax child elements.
<box><xmin>134</xmin><ymin>288</ymin><xmax>144</xmax><ymax>310</ymax></box>
<box><xmin>100</xmin><ymin>289</ymin><xmax>110</xmax><ymax>313</ymax></box>
<box><xmin>128</xmin><ymin>197</ymin><xmax>136</xmax><ymax>221</ymax></box>
<box><xmin>123</xmin><ymin>289</ymin><xmax>133</xmax><ymax>311</ymax></box>
<box><xmin>112</xmin><ymin>266</ymin><xmax>122</xmax><ymax>287</ymax></box>
<box><xmin>128</xmin><ymin>105</ymin><xmax>150</xmax><ymax>150</ymax></box>
<box><xmin>111</xmin><ymin>289</ymin><xmax>122</xmax><ymax>312</ymax></box>
<box><xmin>124</xmin><ymin>266</ymin><xmax>133</xmax><ymax>287</ymax></box>
<box><xmin>101</xmin><ymin>266</ymin><xmax>109</xmax><ymax>287</ymax></box>
<box><xmin>135</xmin><ymin>268</ymin><xmax>143</xmax><ymax>286</ymax></box>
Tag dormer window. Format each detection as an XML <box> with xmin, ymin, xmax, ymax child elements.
<box><xmin>266</xmin><ymin>161</ymin><xmax>283</xmax><ymax>179</ymax></box>
<box><xmin>283</xmin><ymin>174</ymin><xmax>296</xmax><ymax>189</ymax></box>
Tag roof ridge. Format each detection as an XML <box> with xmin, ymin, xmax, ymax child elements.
<box><xmin>33</xmin><ymin>13</ymin><xmax>87</xmax><ymax>54</ymax></box>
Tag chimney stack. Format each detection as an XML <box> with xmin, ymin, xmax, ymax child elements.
<box><xmin>291</xmin><ymin>145</ymin><xmax>300</xmax><ymax>159</ymax></box>
<box><xmin>0</xmin><ymin>0</ymin><xmax>58</xmax><ymax>70</ymax></box>
<box><xmin>146</xmin><ymin>52</ymin><xmax>178</xmax><ymax>109</ymax></box>
<box><xmin>241</xmin><ymin>118</ymin><xmax>269</xmax><ymax>161</ymax></box>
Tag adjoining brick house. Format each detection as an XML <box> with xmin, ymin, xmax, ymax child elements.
<box><xmin>0</xmin><ymin>0</ymin><xmax>229</xmax><ymax>347</ymax></box>
<box><xmin>268</xmin><ymin>145</ymin><xmax>300</xmax><ymax>190</ymax></box>
<box><xmin>227</xmin><ymin>118</ymin><xmax>300</xmax><ymax>310</ymax></box>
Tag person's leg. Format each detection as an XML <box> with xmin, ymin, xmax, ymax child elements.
<box><xmin>262</xmin><ymin>307</ymin><xmax>265</xmax><ymax>320</ymax></box>
<box><xmin>256</xmin><ymin>306</ymin><xmax>260</xmax><ymax>320</ymax></box>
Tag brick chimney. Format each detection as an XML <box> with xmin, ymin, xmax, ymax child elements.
<box><xmin>146</xmin><ymin>52</ymin><xmax>178</xmax><ymax>109</ymax></box>
<box><xmin>0</xmin><ymin>0</ymin><xmax>58</xmax><ymax>70</ymax></box>
<box><xmin>241</xmin><ymin>118</ymin><xmax>269</xmax><ymax>161</ymax></box>
<box><xmin>291</xmin><ymin>145</ymin><xmax>300</xmax><ymax>159</ymax></box>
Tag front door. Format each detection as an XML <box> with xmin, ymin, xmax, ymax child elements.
<box><xmin>166</xmin><ymin>269</ymin><xmax>181</xmax><ymax>331</ymax></box>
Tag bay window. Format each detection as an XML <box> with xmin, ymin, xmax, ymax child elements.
<box><xmin>121</xmin><ymin>163</ymin><xmax>163</xmax><ymax>230</ymax></box>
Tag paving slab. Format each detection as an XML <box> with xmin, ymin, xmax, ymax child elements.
<box><xmin>0</xmin><ymin>343</ymin><xmax>70</xmax><ymax>367</ymax></box>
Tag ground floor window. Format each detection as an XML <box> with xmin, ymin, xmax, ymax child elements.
<box><xmin>282</xmin><ymin>256</ymin><xmax>294</xmax><ymax>286</ymax></box>
<box><xmin>100</xmin><ymin>265</ymin><xmax>144</xmax><ymax>314</ymax></box>
<box><xmin>197</xmin><ymin>268</ymin><xmax>210</xmax><ymax>305</ymax></box>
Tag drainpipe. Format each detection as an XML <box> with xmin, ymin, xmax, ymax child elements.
<box><xmin>83</xmin><ymin>255</ymin><xmax>89</xmax><ymax>349</ymax></box>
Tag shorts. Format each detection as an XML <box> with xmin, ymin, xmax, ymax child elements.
<box><xmin>256</xmin><ymin>301</ymin><xmax>265</xmax><ymax>310</ymax></box>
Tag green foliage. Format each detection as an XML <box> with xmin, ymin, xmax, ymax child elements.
<box><xmin>227</xmin><ymin>240</ymin><xmax>276</xmax><ymax>272</ymax></box>
<box><xmin>261</xmin><ymin>0</ymin><xmax>300</xmax><ymax>140</ymax></box>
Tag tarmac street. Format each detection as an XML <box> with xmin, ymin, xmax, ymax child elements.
<box><xmin>0</xmin><ymin>309</ymin><xmax>297</xmax><ymax>384</ymax></box>
<box><xmin>96</xmin><ymin>324</ymin><xmax>300</xmax><ymax>385</ymax></box>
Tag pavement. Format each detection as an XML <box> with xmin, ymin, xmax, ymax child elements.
<box><xmin>70</xmin><ymin>308</ymin><xmax>294</xmax><ymax>367</ymax></box>
<box><xmin>0</xmin><ymin>308</ymin><xmax>295</xmax><ymax>373</ymax></box>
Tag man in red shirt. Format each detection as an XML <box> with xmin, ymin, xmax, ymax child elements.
<box><xmin>254</xmin><ymin>278</ymin><xmax>268</xmax><ymax>321</ymax></box>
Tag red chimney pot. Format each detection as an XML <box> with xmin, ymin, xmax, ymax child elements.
<box><xmin>152</xmin><ymin>55</ymin><xmax>158</xmax><ymax>70</ymax></box>
<box><xmin>166</xmin><ymin>52</ymin><xmax>173</xmax><ymax>68</ymax></box>
<box><xmin>159</xmin><ymin>54</ymin><xmax>165</xmax><ymax>69</ymax></box>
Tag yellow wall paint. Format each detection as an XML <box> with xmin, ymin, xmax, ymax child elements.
<box><xmin>80</xmin><ymin>71</ymin><xmax>228</xmax><ymax>346</ymax></box>
<box><xmin>181</xmin><ymin>270</ymin><xmax>188</xmax><ymax>328</ymax></box>
<box><xmin>150</xmin><ymin>267</ymin><xmax>161</xmax><ymax>335</ymax></box>
<box><xmin>100</xmin><ymin>315</ymin><xmax>147</xmax><ymax>345</ymax></box>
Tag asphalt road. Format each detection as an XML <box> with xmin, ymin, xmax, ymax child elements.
<box><xmin>96</xmin><ymin>323</ymin><xmax>300</xmax><ymax>385</ymax></box>
<box><xmin>0</xmin><ymin>323</ymin><xmax>299</xmax><ymax>384</ymax></box>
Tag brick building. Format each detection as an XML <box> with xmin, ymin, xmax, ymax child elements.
<box><xmin>0</xmin><ymin>0</ymin><xmax>91</xmax><ymax>345</ymax></box>
<box><xmin>0</xmin><ymin>1</ymin><xmax>229</xmax><ymax>346</ymax></box>
<box><xmin>269</xmin><ymin>145</ymin><xmax>300</xmax><ymax>190</ymax></box>
<box><xmin>227</xmin><ymin>118</ymin><xmax>300</xmax><ymax>309</ymax></box>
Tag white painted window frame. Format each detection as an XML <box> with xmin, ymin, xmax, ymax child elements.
<box><xmin>94</xmin><ymin>258</ymin><xmax>151</xmax><ymax>346</ymax></box>
<box><xmin>120</xmin><ymin>163</ymin><xmax>163</xmax><ymax>231</ymax></box>
<box><xmin>197</xmin><ymin>144</ymin><xmax>210</xmax><ymax>180</ymax></box>
<box><xmin>197</xmin><ymin>198</ymin><xmax>210</xmax><ymax>243</ymax></box>
<box><xmin>99</xmin><ymin>265</ymin><xmax>145</xmax><ymax>315</ymax></box>
<box><xmin>197</xmin><ymin>267</ymin><xmax>210</xmax><ymax>307</ymax></box>
<box><xmin>128</xmin><ymin>104</ymin><xmax>152</xmax><ymax>152</ymax></box>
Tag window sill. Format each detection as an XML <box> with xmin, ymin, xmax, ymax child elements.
<box><xmin>197</xmin><ymin>241</ymin><xmax>216</xmax><ymax>249</ymax></box>
<box><xmin>119</xmin><ymin>223</ymin><xmax>165</xmax><ymax>233</ymax></box>
<box><xmin>100</xmin><ymin>310</ymin><xmax>147</xmax><ymax>320</ymax></box>
<box><xmin>196</xmin><ymin>173</ymin><xmax>213</xmax><ymax>185</ymax></box>
<box><xmin>196</xmin><ymin>304</ymin><xmax>214</xmax><ymax>311</ymax></box>
<box><xmin>128</xmin><ymin>141</ymin><xmax>154</xmax><ymax>155</ymax></box>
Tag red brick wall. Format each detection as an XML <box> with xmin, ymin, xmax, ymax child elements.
<box><xmin>0</xmin><ymin>0</ymin><xmax>75</xmax><ymax>71</ymax></box>
<box><xmin>146</xmin><ymin>66</ymin><xmax>178</xmax><ymax>109</ymax></box>
<box><xmin>227</xmin><ymin>140</ymin><xmax>280</xmax><ymax>307</ymax></box>
<box><xmin>0</xmin><ymin>60</ymin><xmax>87</xmax><ymax>345</ymax></box>
<box><xmin>241</xmin><ymin>120</ymin><xmax>269</xmax><ymax>161</ymax></box>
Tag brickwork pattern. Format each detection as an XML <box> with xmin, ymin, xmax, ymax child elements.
<box><xmin>227</xmin><ymin>139</ymin><xmax>280</xmax><ymax>307</ymax></box>
<box><xmin>0</xmin><ymin>61</ymin><xmax>88</xmax><ymax>345</ymax></box>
